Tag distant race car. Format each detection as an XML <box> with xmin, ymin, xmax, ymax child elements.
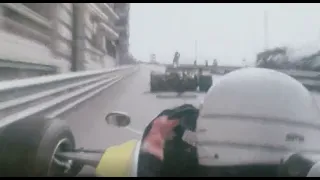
<box><xmin>150</xmin><ymin>50</ymin><xmax>213</xmax><ymax>93</ymax></box>
<box><xmin>150</xmin><ymin>67</ymin><xmax>212</xmax><ymax>93</ymax></box>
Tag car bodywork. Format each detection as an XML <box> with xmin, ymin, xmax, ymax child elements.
<box><xmin>150</xmin><ymin>51</ymin><xmax>213</xmax><ymax>93</ymax></box>
<box><xmin>150</xmin><ymin>66</ymin><xmax>212</xmax><ymax>93</ymax></box>
<box><xmin>150</xmin><ymin>69</ymin><xmax>198</xmax><ymax>92</ymax></box>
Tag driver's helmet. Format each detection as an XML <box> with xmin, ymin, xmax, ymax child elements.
<box><xmin>194</xmin><ymin>68</ymin><xmax>320</xmax><ymax>176</ymax></box>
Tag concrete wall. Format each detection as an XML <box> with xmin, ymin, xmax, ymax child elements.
<box><xmin>0</xmin><ymin>4</ymin><xmax>69</xmax><ymax>79</ymax></box>
<box><xmin>52</xmin><ymin>3</ymin><xmax>73</xmax><ymax>72</ymax></box>
<box><xmin>0</xmin><ymin>3</ymin><xmax>130</xmax><ymax>80</ymax></box>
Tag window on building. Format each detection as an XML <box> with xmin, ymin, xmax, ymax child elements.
<box><xmin>102</xmin><ymin>37</ymin><xmax>106</xmax><ymax>52</ymax></box>
<box><xmin>90</xmin><ymin>15</ymin><xmax>100</xmax><ymax>49</ymax></box>
<box><xmin>105</xmin><ymin>38</ymin><xmax>116</xmax><ymax>58</ymax></box>
<box><xmin>90</xmin><ymin>15</ymin><xmax>98</xmax><ymax>34</ymax></box>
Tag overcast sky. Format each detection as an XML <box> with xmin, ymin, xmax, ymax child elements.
<box><xmin>129</xmin><ymin>3</ymin><xmax>320</xmax><ymax>66</ymax></box>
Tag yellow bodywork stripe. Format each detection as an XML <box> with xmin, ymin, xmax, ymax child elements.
<box><xmin>95</xmin><ymin>140</ymin><xmax>138</xmax><ymax>177</ymax></box>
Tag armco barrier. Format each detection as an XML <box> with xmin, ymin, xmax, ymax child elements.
<box><xmin>0</xmin><ymin>65</ymin><xmax>139</xmax><ymax>128</ymax></box>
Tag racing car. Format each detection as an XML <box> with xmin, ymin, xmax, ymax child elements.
<box><xmin>150</xmin><ymin>51</ymin><xmax>213</xmax><ymax>93</ymax></box>
<box><xmin>150</xmin><ymin>68</ymin><xmax>198</xmax><ymax>92</ymax></box>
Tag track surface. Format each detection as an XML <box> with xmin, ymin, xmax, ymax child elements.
<box><xmin>60</xmin><ymin>65</ymin><xmax>320</xmax><ymax>176</ymax></box>
<box><xmin>61</xmin><ymin>65</ymin><xmax>205</xmax><ymax>175</ymax></box>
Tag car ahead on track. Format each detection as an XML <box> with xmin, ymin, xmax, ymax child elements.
<box><xmin>150</xmin><ymin>70</ymin><xmax>198</xmax><ymax>92</ymax></box>
<box><xmin>150</xmin><ymin>66</ymin><xmax>212</xmax><ymax>93</ymax></box>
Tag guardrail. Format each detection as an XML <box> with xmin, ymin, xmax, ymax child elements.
<box><xmin>0</xmin><ymin>65</ymin><xmax>139</xmax><ymax>128</ymax></box>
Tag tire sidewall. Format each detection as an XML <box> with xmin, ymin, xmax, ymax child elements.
<box><xmin>34</xmin><ymin>120</ymin><xmax>80</xmax><ymax>176</ymax></box>
<box><xmin>199</xmin><ymin>76</ymin><xmax>212</xmax><ymax>92</ymax></box>
<box><xmin>0</xmin><ymin>118</ymin><xmax>82</xmax><ymax>177</ymax></box>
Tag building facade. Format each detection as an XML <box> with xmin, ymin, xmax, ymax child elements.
<box><xmin>0</xmin><ymin>3</ymin><xmax>131</xmax><ymax>80</ymax></box>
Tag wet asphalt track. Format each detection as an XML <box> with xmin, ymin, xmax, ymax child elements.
<box><xmin>58</xmin><ymin>65</ymin><xmax>320</xmax><ymax>176</ymax></box>
<box><xmin>60</xmin><ymin>65</ymin><xmax>206</xmax><ymax>175</ymax></box>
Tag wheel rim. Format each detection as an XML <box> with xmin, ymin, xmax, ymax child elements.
<box><xmin>48</xmin><ymin>138</ymin><xmax>74</xmax><ymax>176</ymax></box>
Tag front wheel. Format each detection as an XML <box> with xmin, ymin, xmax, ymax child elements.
<box><xmin>0</xmin><ymin>117</ymin><xmax>83</xmax><ymax>177</ymax></box>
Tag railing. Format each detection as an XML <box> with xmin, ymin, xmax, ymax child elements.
<box><xmin>2</xmin><ymin>3</ymin><xmax>52</xmax><ymax>46</ymax></box>
<box><xmin>3</xmin><ymin>3</ymin><xmax>51</xmax><ymax>29</ymax></box>
<box><xmin>87</xmin><ymin>3</ymin><xmax>109</xmax><ymax>24</ymax></box>
<box><xmin>100</xmin><ymin>3</ymin><xmax>119</xmax><ymax>21</ymax></box>
<box><xmin>99</xmin><ymin>22</ymin><xmax>119</xmax><ymax>40</ymax></box>
<box><xmin>0</xmin><ymin>65</ymin><xmax>139</xmax><ymax>128</ymax></box>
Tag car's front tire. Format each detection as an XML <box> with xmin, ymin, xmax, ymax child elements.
<box><xmin>0</xmin><ymin>117</ymin><xmax>83</xmax><ymax>177</ymax></box>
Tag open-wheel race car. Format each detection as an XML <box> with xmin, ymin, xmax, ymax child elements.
<box><xmin>149</xmin><ymin>51</ymin><xmax>212</xmax><ymax>93</ymax></box>
<box><xmin>150</xmin><ymin>66</ymin><xmax>212</xmax><ymax>93</ymax></box>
